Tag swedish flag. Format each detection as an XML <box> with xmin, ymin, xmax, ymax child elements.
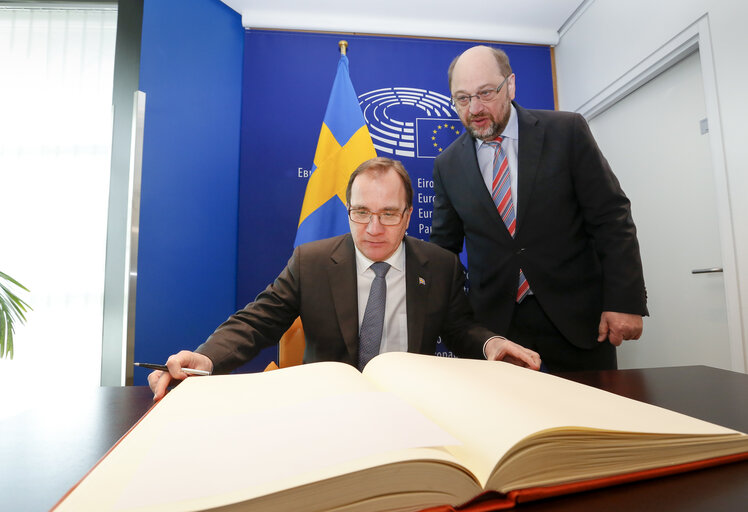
<box><xmin>294</xmin><ymin>55</ymin><xmax>377</xmax><ymax>247</ymax></box>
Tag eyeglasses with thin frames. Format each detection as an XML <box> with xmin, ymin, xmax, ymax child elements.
<box><xmin>451</xmin><ymin>74</ymin><xmax>511</xmax><ymax>108</ymax></box>
<box><xmin>348</xmin><ymin>208</ymin><xmax>407</xmax><ymax>226</ymax></box>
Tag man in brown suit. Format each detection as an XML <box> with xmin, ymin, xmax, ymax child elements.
<box><xmin>149</xmin><ymin>157</ymin><xmax>540</xmax><ymax>400</ymax></box>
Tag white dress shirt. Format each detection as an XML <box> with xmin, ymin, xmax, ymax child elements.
<box><xmin>354</xmin><ymin>241</ymin><xmax>502</xmax><ymax>359</ymax></box>
<box><xmin>354</xmin><ymin>241</ymin><xmax>408</xmax><ymax>355</ymax></box>
<box><xmin>475</xmin><ymin>104</ymin><xmax>520</xmax><ymax>212</ymax></box>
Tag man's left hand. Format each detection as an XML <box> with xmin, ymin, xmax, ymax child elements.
<box><xmin>485</xmin><ymin>337</ymin><xmax>541</xmax><ymax>370</ymax></box>
<box><xmin>598</xmin><ymin>311</ymin><xmax>643</xmax><ymax>346</ymax></box>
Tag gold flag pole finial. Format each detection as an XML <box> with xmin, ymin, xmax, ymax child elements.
<box><xmin>338</xmin><ymin>40</ymin><xmax>348</xmax><ymax>56</ymax></box>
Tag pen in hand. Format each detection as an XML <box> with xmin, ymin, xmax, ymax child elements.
<box><xmin>134</xmin><ymin>362</ymin><xmax>211</xmax><ymax>376</ymax></box>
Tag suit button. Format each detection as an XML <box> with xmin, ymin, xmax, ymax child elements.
<box><xmin>516</xmin><ymin>248</ymin><xmax>526</xmax><ymax>255</ymax></box>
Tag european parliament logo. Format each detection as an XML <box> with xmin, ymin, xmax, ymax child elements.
<box><xmin>358</xmin><ymin>87</ymin><xmax>461</xmax><ymax>160</ymax></box>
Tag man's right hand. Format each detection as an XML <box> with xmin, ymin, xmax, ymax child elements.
<box><xmin>147</xmin><ymin>350</ymin><xmax>214</xmax><ymax>401</ymax></box>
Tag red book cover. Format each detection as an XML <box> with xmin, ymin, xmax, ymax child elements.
<box><xmin>421</xmin><ymin>452</ymin><xmax>748</xmax><ymax>511</ymax></box>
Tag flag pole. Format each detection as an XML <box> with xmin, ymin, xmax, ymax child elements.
<box><xmin>338</xmin><ymin>40</ymin><xmax>348</xmax><ymax>56</ymax></box>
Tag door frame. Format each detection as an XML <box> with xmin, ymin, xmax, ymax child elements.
<box><xmin>575</xmin><ymin>15</ymin><xmax>745</xmax><ymax>372</ymax></box>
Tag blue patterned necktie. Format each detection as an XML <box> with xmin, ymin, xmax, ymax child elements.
<box><xmin>358</xmin><ymin>262</ymin><xmax>390</xmax><ymax>370</ymax></box>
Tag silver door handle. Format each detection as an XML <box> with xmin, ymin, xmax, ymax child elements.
<box><xmin>691</xmin><ymin>267</ymin><xmax>724</xmax><ymax>274</ymax></box>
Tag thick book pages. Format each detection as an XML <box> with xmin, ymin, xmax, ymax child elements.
<box><xmin>53</xmin><ymin>353</ymin><xmax>748</xmax><ymax>512</ymax></box>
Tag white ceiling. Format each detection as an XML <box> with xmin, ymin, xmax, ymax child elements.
<box><xmin>219</xmin><ymin>0</ymin><xmax>587</xmax><ymax>46</ymax></box>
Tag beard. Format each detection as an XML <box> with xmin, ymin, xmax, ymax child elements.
<box><xmin>464</xmin><ymin>103</ymin><xmax>511</xmax><ymax>141</ymax></box>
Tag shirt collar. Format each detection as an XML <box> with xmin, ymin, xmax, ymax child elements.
<box><xmin>354</xmin><ymin>240</ymin><xmax>405</xmax><ymax>276</ymax></box>
<box><xmin>475</xmin><ymin>103</ymin><xmax>518</xmax><ymax>151</ymax></box>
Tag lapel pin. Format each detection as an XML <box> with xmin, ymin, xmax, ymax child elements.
<box><xmin>418</xmin><ymin>277</ymin><xmax>426</xmax><ymax>286</ymax></box>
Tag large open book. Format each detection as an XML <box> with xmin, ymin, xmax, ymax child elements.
<box><xmin>54</xmin><ymin>353</ymin><xmax>748</xmax><ymax>512</ymax></box>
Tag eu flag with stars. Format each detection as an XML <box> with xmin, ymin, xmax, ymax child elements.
<box><xmin>416</xmin><ymin>118</ymin><xmax>462</xmax><ymax>158</ymax></box>
<box><xmin>294</xmin><ymin>55</ymin><xmax>377</xmax><ymax>247</ymax></box>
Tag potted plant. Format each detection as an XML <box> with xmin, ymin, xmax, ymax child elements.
<box><xmin>0</xmin><ymin>271</ymin><xmax>31</xmax><ymax>359</ymax></box>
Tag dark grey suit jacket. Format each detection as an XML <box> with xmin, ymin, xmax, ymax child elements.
<box><xmin>196</xmin><ymin>234</ymin><xmax>493</xmax><ymax>373</ymax></box>
<box><xmin>431</xmin><ymin>103</ymin><xmax>648</xmax><ymax>350</ymax></box>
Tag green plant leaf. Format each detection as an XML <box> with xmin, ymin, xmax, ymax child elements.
<box><xmin>1</xmin><ymin>285</ymin><xmax>30</xmax><ymax>321</ymax></box>
<box><xmin>0</xmin><ymin>271</ymin><xmax>30</xmax><ymax>360</ymax></box>
<box><xmin>0</xmin><ymin>271</ymin><xmax>29</xmax><ymax>291</ymax></box>
<box><xmin>0</xmin><ymin>308</ymin><xmax>9</xmax><ymax>359</ymax></box>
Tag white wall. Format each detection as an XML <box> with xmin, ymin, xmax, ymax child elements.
<box><xmin>555</xmin><ymin>0</ymin><xmax>748</xmax><ymax>370</ymax></box>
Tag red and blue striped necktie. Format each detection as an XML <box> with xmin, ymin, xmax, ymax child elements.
<box><xmin>487</xmin><ymin>137</ymin><xmax>530</xmax><ymax>302</ymax></box>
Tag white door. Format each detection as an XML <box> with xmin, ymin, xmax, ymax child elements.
<box><xmin>588</xmin><ymin>51</ymin><xmax>731</xmax><ymax>370</ymax></box>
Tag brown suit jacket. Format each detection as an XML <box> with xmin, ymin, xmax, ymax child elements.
<box><xmin>196</xmin><ymin>234</ymin><xmax>493</xmax><ymax>373</ymax></box>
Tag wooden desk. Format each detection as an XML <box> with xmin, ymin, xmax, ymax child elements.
<box><xmin>1</xmin><ymin>366</ymin><xmax>746</xmax><ymax>511</ymax></box>
<box><xmin>0</xmin><ymin>386</ymin><xmax>155</xmax><ymax>512</ymax></box>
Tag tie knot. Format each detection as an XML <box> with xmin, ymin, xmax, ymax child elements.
<box><xmin>370</xmin><ymin>261</ymin><xmax>390</xmax><ymax>278</ymax></box>
<box><xmin>485</xmin><ymin>137</ymin><xmax>503</xmax><ymax>150</ymax></box>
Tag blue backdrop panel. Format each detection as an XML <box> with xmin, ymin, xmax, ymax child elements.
<box><xmin>133</xmin><ymin>0</ymin><xmax>243</xmax><ymax>385</ymax></box>
<box><xmin>238</xmin><ymin>31</ymin><xmax>553</xmax><ymax>370</ymax></box>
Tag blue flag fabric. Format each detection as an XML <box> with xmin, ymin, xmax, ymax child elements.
<box><xmin>416</xmin><ymin>118</ymin><xmax>463</xmax><ymax>158</ymax></box>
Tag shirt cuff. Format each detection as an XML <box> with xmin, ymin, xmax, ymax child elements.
<box><xmin>483</xmin><ymin>335</ymin><xmax>508</xmax><ymax>359</ymax></box>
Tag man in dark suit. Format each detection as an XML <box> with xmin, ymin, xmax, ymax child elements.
<box><xmin>149</xmin><ymin>157</ymin><xmax>540</xmax><ymax>399</ymax></box>
<box><xmin>431</xmin><ymin>45</ymin><xmax>648</xmax><ymax>371</ymax></box>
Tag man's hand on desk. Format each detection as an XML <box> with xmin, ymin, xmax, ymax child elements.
<box><xmin>147</xmin><ymin>350</ymin><xmax>214</xmax><ymax>401</ymax></box>
<box><xmin>485</xmin><ymin>337</ymin><xmax>541</xmax><ymax>370</ymax></box>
